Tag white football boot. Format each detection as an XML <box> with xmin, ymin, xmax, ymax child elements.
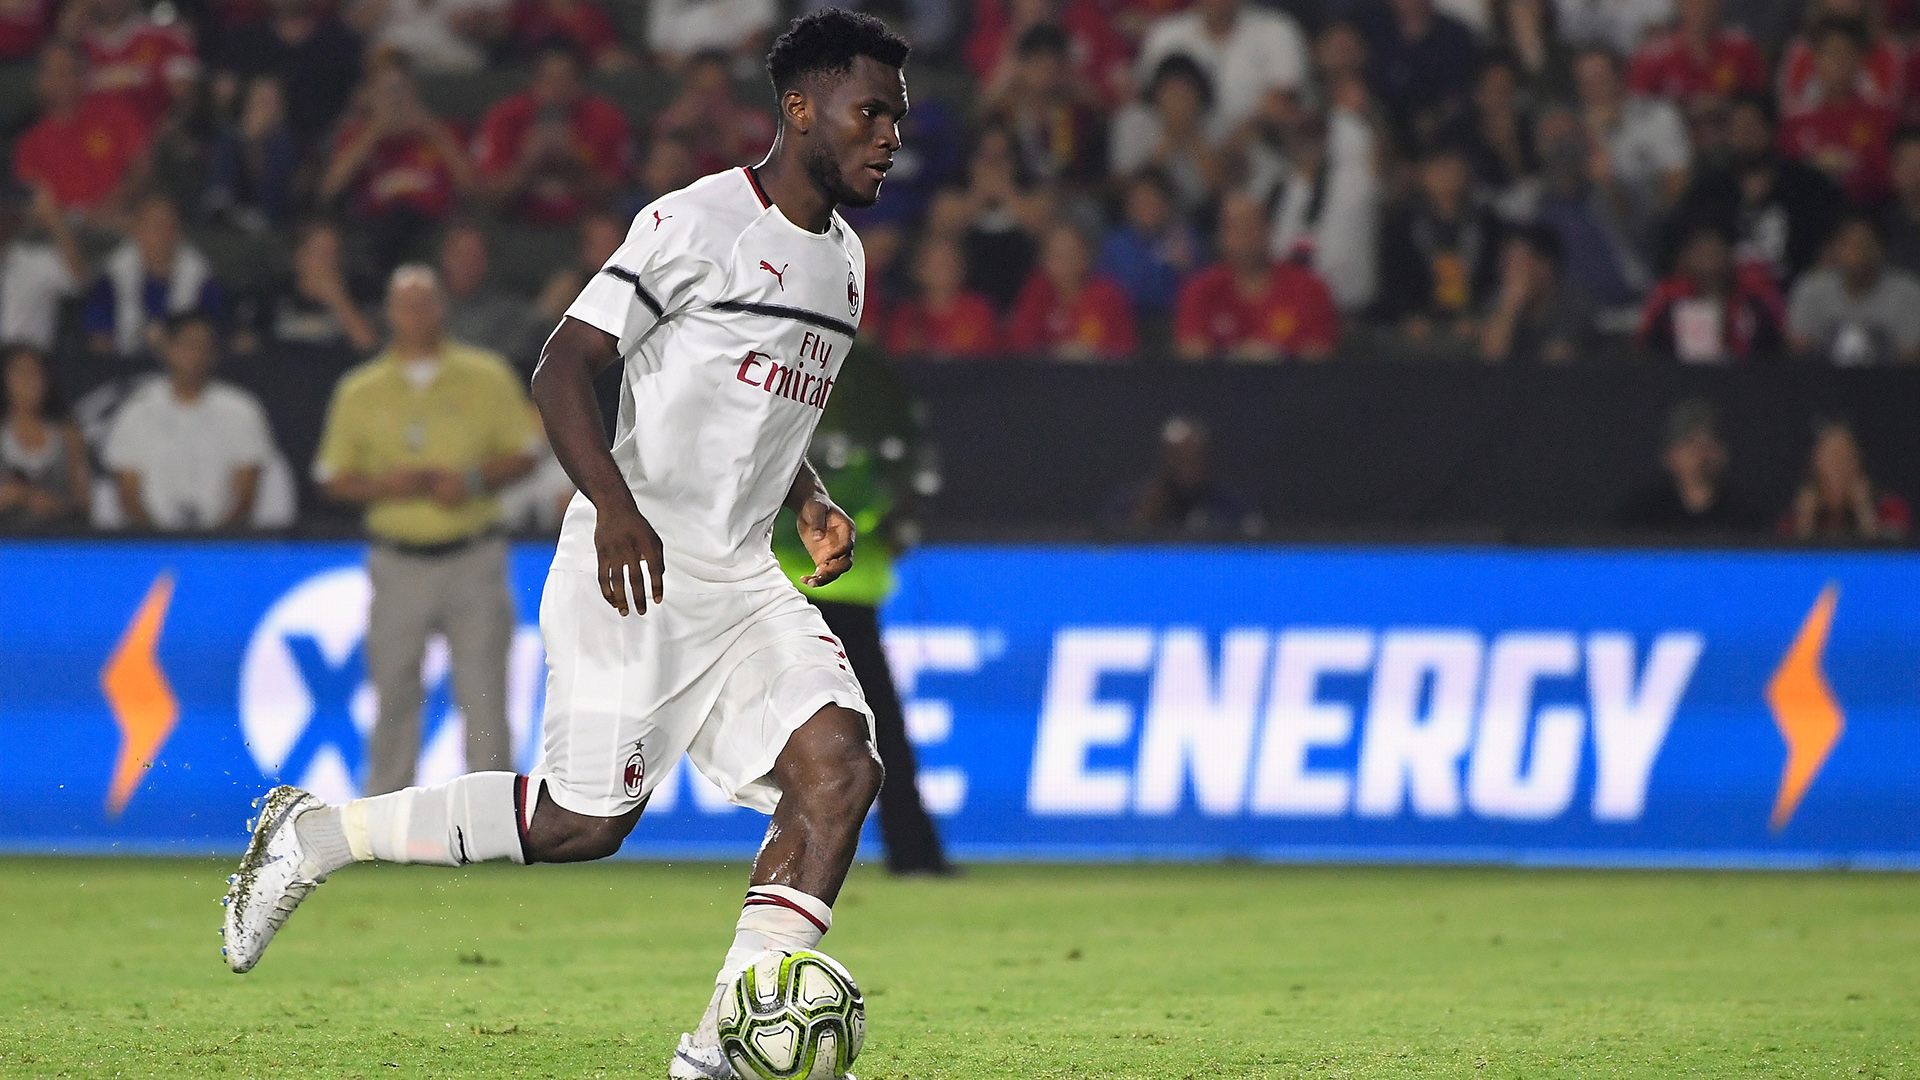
<box><xmin>669</xmin><ymin>985</ymin><xmax>737</xmax><ymax>1079</ymax></box>
<box><xmin>221</xmin><ymin>785</ymin><xmax>327</xmax><ymax>973</ymax></box>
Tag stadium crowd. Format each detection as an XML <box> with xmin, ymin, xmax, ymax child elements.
<box><xmin>0</xmin><ymin>0</ymin><xmax>1913</xmax><ymax>536</ymax></box>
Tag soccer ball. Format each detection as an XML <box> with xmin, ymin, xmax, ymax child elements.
<box><xmin>716</xmin><ymin>949</ymin><xmax>865</xmax><ymax>1080</ymax></box>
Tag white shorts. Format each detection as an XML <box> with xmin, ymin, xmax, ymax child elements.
<box><xmin>530</xmin><ymin>566</ymin><xmax>873</xmax><ymax>818</ymax></box>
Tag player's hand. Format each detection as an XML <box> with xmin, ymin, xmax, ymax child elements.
<box><xmin>596</xmin><ymin>501</ymin><xmax>665</xmax><ymax>615</ymax></box>
<box><xmin>797</xmin><ymin>498</ymin><xmax>855</xmax><ymax>588</ymax></box>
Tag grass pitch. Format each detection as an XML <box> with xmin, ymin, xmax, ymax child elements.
<box><xmin>1</xmin><ymin>858</ymin><xmax>1916</xmax><ymax>1078</ymax></box>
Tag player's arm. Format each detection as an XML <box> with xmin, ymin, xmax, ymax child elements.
<box><xmin>787</xmin><ymin>457</ymin><xmax>855</xmax><ymax>588</ymax></box>
<box><xmin>531</xmin><ymin>315</ymin><xmax>666</xmax><ymax>616</ymax></box>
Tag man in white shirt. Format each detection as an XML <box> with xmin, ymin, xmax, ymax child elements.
<box><xmin>1135</xmin><ymin>0</ymin><xmax>1309</xmax><ymax>141</ymax></box>
<box><xmin>1573</xmin><ymin>46</ymin><xmax>1690</xmax><ymax>243</ymax></box>
<box><xmin>350</xmin><ymin>0</ymin><xmax>506</xmax><ymax>74</ymax></box>
<box><xmin>224</xmin><ymin>13</ymin><xmax>913</xmax><ymax>1080</ymax></box>
<box><xmin>0</xmin><ymin>184</ymin><xmax>85</xmax><ymax>352</ymax></box>
<box><xmin>103</xmin><ymin>310</ymin><xmax>275</xmax><ymax>530</ymax></box>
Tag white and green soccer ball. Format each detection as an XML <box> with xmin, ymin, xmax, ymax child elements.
<box><xmin>717</xmin><ymin>949</ymin><xmax>865</xmax><ymax>1080</ymax></box>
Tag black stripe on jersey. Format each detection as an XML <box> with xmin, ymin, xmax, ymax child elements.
<box><xmin>600</xmin><ymin>266</ymin><xmax>663</xmax><ymax>318</ymax></box>
<box><xmin>714</xmin><ymin>299</ymin><xmax>857</xmax><ymax>338</ymax></box>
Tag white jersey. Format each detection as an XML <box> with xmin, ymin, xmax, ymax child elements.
<box><xmin>556</xmin><ymin>167</ymin><xmax>867</xmax><ymax>584</ymax></box>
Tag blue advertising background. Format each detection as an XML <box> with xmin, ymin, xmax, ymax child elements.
<box><xmin>1</xmin><ymin>540</ymin><xmax>1914</xmax><ymax>867</ymax></box>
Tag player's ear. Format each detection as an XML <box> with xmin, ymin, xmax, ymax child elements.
<box><xmin>781</xmin><ymin>88</ymin><xmax>812</xmax><ymax>133</ymax></box>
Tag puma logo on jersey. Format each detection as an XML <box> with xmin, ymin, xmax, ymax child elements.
<box><xmin>760</xmin><ymin>261</ymin><xmax>789</xmax><ymax>289</ymax></box>
<box><xmin>651</xmin><ymin>211</ymin><xmax>672</xmax><ymax>230</ymax></box>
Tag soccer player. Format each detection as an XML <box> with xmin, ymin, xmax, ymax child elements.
<box><xmin>221</xmin><ymin>11</ymin><xmax>911</xmax><ymax>1079</ymax></box>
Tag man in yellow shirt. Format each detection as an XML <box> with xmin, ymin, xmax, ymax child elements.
<box><xmin>313</xmin><ymin>265</ymin><xmax>539</xmax><ymax>795</ymax></box>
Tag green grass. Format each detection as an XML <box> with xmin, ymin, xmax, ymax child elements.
<box><xmin>1</xmin><ymin>858</ymin><xmax>1917</xmax><ymax>1078</ymax></box>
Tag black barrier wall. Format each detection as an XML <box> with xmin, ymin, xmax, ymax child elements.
<box><xmin>898</xmin><ymin>363</ymin><xmax>1920</xmax><ymax>535</ymax></box>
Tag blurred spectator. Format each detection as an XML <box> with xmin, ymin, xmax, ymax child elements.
<box><xmin>950</xmin><ymin>128</ymin><xmax>1052</xmax><ymax>310</ymax></box>
<box><xmin>103</xmin><ymin>309</ymin><xmax>276</xmax><ymax>530</ymax></box>
<box><xmin>885</xmin><ymin>238</ymin><xmax>1003</xmax><ymax>358</ymax></box>
<box><xmin>1628</xmin><ymin>0</ymin><xmax>1765</xmax><ymax>101</ymax></box>
<box><xmin>649</xmin><ymin>50</ymin><xmax>775</xmax><ymax>176</ymax></box>
<box><xmin>201</xmin><ymin>74</ymin><xmax>296</xmax><ymax>230</ymax></box>
<box><xmin>1614</xmin><ymin>399</ymin><xmax>1765</xmax><ymax>533</ymax></box>
<box><xmin>474</xmin><ymin>45</ymin><xmax>630</xmax><ymax>224</ymax></box>
<box><xmin>1099</xmin><ymin>170</ymin><xmax>1202</xmax><ymax>322</ymax></box>
<box><xmin>1256</xmin><ymin>102</ymin><xmax>1381</xmax><ymax>313</ymax></box>
<box><xmin>1358</xmin><ymin>0</ymin><xmax>1479</xmax><ymax>142</ymax></box>
<box><xmin>350</xmin><ymin>0</ymin><xmax>506</xmax><ymax>74</ymax></box>
<box><xmin>968</xmin><ymin>0</ymin><xmax>1131</xmax><ymax>108</ymax></box>
<box><xmin>509</xmin><ymin>0</ymin><xmax>630</xmax><ymax>69</ymax></box>
<box><xmin>440</xmin><ymin>222</ymin><xmax>546</xmax><ymax>371</ymax></box>
<box><xmin>1635</xmin><ymin>222</ymin><xmax>1785</xmax><ymax>362</ymax></box>
<box><xmin>1525</xmin><ymin>103</ymin><xmax>1648</xmax><ymax>308</ymax></box>
<box><xmin>1881</xmin><ymin>128</ymin><xmax>1920</xmax><ymax>275</ymax></box>
<box><xmin>1553</xmin><ymin>0</ymin><xmax>1671</xmax><ymax>57</ymax></box>
<box><xmin>1175</xmin><ymin>190</ymin><xmax>1339</xmax><ymax>360</ymax></box>
<box><xmin>1782</xmin><ymin>415</ymin><xmax>1910</xmax><ymax>539</ymax></box>
<box><xmin>1668</xmin><ymin>93</ymin><xmax>1842</xmax><ymax>287</ymax></box>
<box><xmin>1488</xmin><ymin>0</ymin><xmax>1573</xmax><ymax>103</ymax></box>
<box><xmin>13</xmin><ymin>41</ymin><xmax>149</xmax><ymax>219</ymax></box>
<box><xmin>311</xmin><ymin>265</ymin><xmax>537</xmax><ymax>794</ymax></box>
<box><xmin>213</xmin><ymin>0</ymin><xmax>364</xmax><ymax>156</ymax></box>
<box><xmin>1478</xmin><ymin>224</ymin><xmax>1595</xmax><ymax>362</ymax></box>
<box><xmin>0</xmin><ymin>345</ymin><xmax>89</xmax><ymax>528</ymax></box>
<box><xmin>532</xmin><ymin>210</ymin><xmax>625</xmax><ymax>326</ymax></box>
<box><xmin>0</xmin><ymin>183</ymin><xmax>87</xmax><ymax>352</ymax></box>
<box><xmin>68</xmin><ymin>0</ymin><xmax>200</xmax><ymax>131</ymax></box>
<box><xmin>1135</xmin><ymin>0</ymin><xmax>1309</xmax><ymax>139</ymax></box>
<box><xmin>1008</xmin><ymin>223</ymin><xmax>1137</xmax><ymax>360</ymax></box>
<box><xmin>0</xmin><ymin>0</ymin><xmax>55</xmax><ymax>60</ymax></box>
<box><xmin>1777</xmin><ymin>0</ymin><xmax>1903</xmax><ymax>119</ymax></box>
<box><xmin>1573</xmin><ymin>47</ymin><xmax>1691</xmax><ymax>235</ymax></box>
<box><xmin>1107</xmin><ymin>415</ymin><xmax>1259</xmax><ymax>534</ymax></box>
<box><xmin>1110</xmin><ymin>53</ymin><xmax>1222</xmax><ymax>216</ymax></box>
<box><xmin>495</xmin><ymin>405</ymin><xmax>575</xmax><ymax>532</ymax></box>
<box><xmin>1376</xmin><ymin>142</ymin><xmax>1501</xmax><ymax>347</ymax></box>
<box><xmin>1452</xmin><ymin>53</ymin><xmax>1539</xmax><ymax>197</ymax></box>
<box><xmin>646</xmin><ymin>0</ymin><xmax>774</xmax><ymax>69</ymax></box>
<box><xmin>83</xmin><ymin>194</ymin><xmax>226</xmax><ymax>359</ymax></box>
<box><xmin>985</xmin><ymin>24</ymin><xmax>1107</xmax><ymax>189</ymax></box>
<box><xmin>626</xmin><ymin>135</ymin><xmax>700</xmax><ymax>211</ymax></box>
<box><xmin>1787</xmin><ymin>215</ymin><xmax>1920</xmax><ymax>364</ymax></box>
<box><xmin>1777</xmin><ymin>18</ymin><xmax>1898</xmax><ymax>204</ymax></box>
<box><xmin>258</xmin><ymin>219</ymin><xmax>380</xmax><ymax>351</ymax></box>
<box><xmin>319</xmin><ymin>55</ymin><xmax>477</xmax><ymax>275</ymax></box>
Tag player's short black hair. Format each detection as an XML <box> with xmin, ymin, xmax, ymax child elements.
<box><xmin>164</xmin><ymin>308</ymin><xmax>219</xmax><ymax>336</ymax></box>
<box><xmin>766</xmin><ymin>8</ymin><xmax>911</xmax><ymax>96</ymax></box>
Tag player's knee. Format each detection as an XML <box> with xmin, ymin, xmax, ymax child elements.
<box><xmin>525</xmin><ymin>799</ymin><xmax>640</xmax><ymax>863</ymax></box>
<box><xmin>821</xmin><ymin>740</ymin><xmax>884</xmax><ymax>814</ymax></box>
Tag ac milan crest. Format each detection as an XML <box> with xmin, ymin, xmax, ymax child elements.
<box><xmin>623</xmin><ymin>749</ymin><xmax>645</xmax><ymax>797</ymax></box>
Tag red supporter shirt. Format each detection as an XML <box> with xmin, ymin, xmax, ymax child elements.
<box><xmin>1173</xmin><ymin>262</ymin><xmax>1341</xmax><ymax>357</ymax></box>
<box><xmin>474</xmin><ymin>90</ymin><xmax>631</xmax><ymax>224</ymax></box>
<box><xmin>1634</xmin><ymin>265</ymin><xmax>1784</xmax><ymax>361</ymax></box>
<box><xmin>1007</xmin><ymin>273</ymin><xmax>1137</xmax><ymax>358</ymax></box>
<box><xmin>81</xmin><ymin>18</ymin><xmax>198</xmax><ymax>129</ymax></box>
<box><xmin>0</xmin><ymin>0</ymin><xmax>54</xmax><ymax>59</ymax></box>
<box><xmin>1777</xmin><ymin>37</ymin><xmax>1905</xmax><ymax>117</ymax></box>
<box><xmin>334</xmin><ymin>120</ymin><xmax>463</xmax><ymax>220</ymax></box>
<box><xmin>1779</xmin><ymin>96</ymin><xmax>1898</xmax><ymax>203</ymax></box>
<box><xmin>1628</xmin><ymin>29</ymin><xmax>1766</xmax><ymax>98</ymax></box>
<box><xmin>964</xmin><ymin>0</ymin><xmax>1133</xmax><ymax>105</ymax></box>
<box><xmin>12</xmin><ymin>97</ymin><xmax>148</xmax><ymax>210</ymax></box>
<box><xmin>885</xmin><ymin>292</ymin><xmax>1004</xmax><ymax>358</ymax></box>
<box><xmin>508</xmin><ymin>0</ymin><xmax>620</xmax><ymax>63</ymax></box>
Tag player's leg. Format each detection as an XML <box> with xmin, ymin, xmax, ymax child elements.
<box><xmin>441</xmin><ymin>538</ymin><xmax>515</xmax><ymax>774</ymax></box>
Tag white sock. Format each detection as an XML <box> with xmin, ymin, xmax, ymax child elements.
<box><xmin>717</xmin><ymin>885</ymin><xmax>833</xmax><ymax>985</ymax></box>
<box><xmin>694</xmin><ymin>886</ymin><xmax>834</xmax><ymax>1046</ymax></box>
<box><xmin>342</xmin><ymin>771</ymin><xmax>528</xmax><ymax>867</ymax></box>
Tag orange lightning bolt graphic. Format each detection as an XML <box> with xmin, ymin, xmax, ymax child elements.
<box><xmin>1765</xmin><ymin>583</ymin><xmax>1844</xmax><ymax>833</ymax></box>
<box><xmin>101</xmin><ymin>573</ymin><xmax>178</xmax><ymax>817</ymax></box>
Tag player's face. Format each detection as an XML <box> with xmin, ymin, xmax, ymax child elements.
<box><xmin>805</xmin><ymin>57</ymin><xmax>908</xmax><ymax>209</ymax></box>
